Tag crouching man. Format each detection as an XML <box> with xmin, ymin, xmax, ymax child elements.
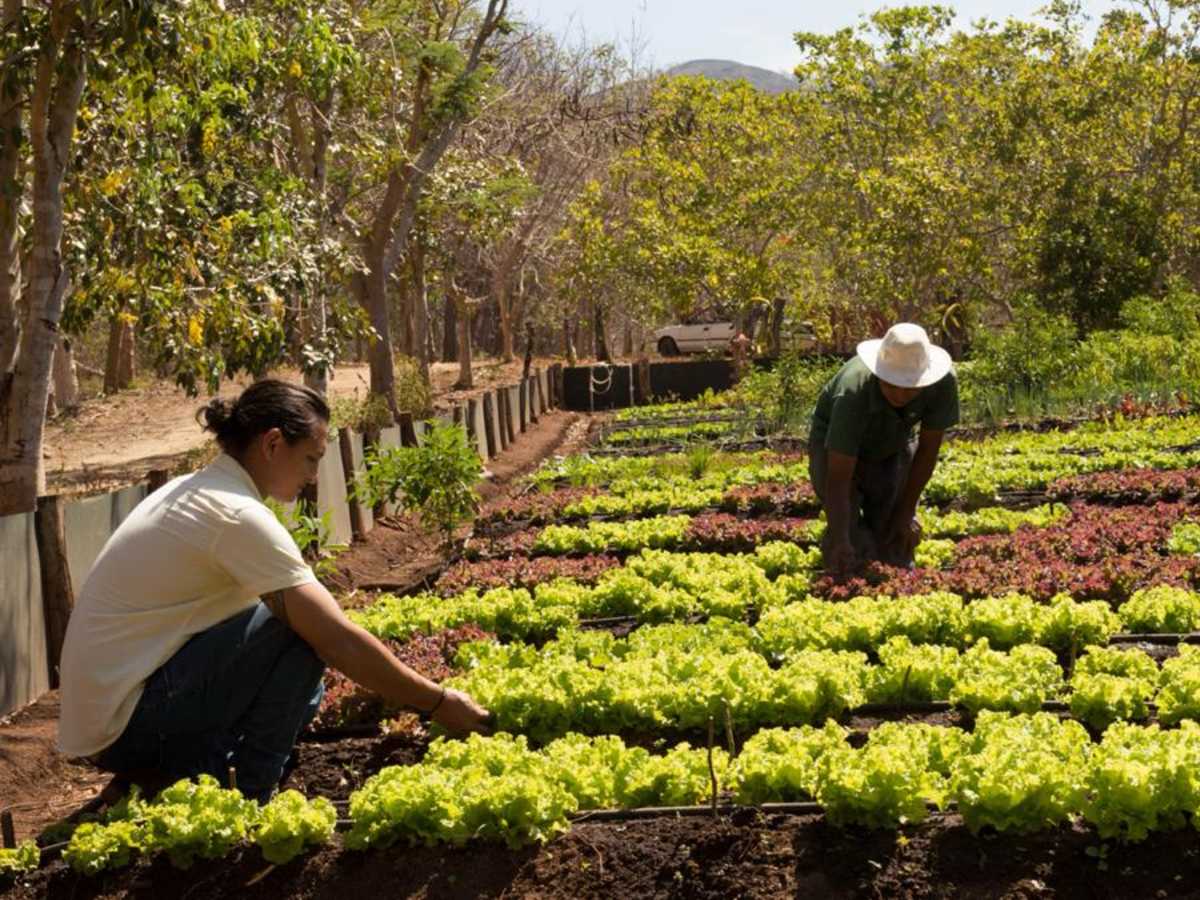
<box><xmin>808</xmin><ymin>323</ymin><xmax>959</xmax><ymax>574</ymax></box>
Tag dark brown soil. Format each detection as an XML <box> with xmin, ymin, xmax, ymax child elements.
<box><xmin>6</xmin><ymin>810</ymin><xmax>1200</xmax><ymax>899</ymax></box>
<box><xmin>285</xmin><ymin>731</ymin><xmax>432</xmax><ymax>801</ymax></box>
<box><xmin>0</xmin><ymin>698</ymin><xmax>111</xmax><ymax>848</ymax></box>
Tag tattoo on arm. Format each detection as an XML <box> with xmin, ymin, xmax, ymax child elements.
<box><xmin>263</xmin><ymin>589</ymin><xmax>289</xmax><ymax>627</ymax></box>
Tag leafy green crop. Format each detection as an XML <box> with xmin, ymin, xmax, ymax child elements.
<box><xmin>951</xmin><ymin>712</ymin><xmax>1091</xmax><ymax>833</ymax></box>
<box><xmin>1069</xmin><ymin>646</ymin><xmax>1160</xmax><ymax>729</ymax></box>
<box><xmin>0</xmin><ymin>841</ymin><xmax>40</xmax><ymax>876</ymax></box>
<box><xmin>62</xmin><ymin>776</ymin><xmax>337</xmax><ymax>875</ymax></box>
<box><xmin>1117</xmin><ymin>586</ymin><xmax>1200</xmax><ymax>633</ymax></box>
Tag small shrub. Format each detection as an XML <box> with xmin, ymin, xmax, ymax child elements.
<box><xmin>395</xmin><ymin>355</ymin><xmax>432</xmax><ymax>415</ymax></box>
<box><xmin>357</xmin><ymin>422</ymin><xmax>482</xmax><ymax>546</ymax></box>
<box><xmin>266</xmin><ymin>499</ymin><xmax>347</xmax><ymax>578</ymax></box>
<box><xmin>328</xmin><ymin>392</ymin><xmax>393</xmax><ymax>434</ymax></box>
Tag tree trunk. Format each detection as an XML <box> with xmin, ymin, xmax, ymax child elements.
<box><xmin>453</xmin><ymin>296</ymin><xmax>473</xmax><ymax>389</ymax></box>
<box><xmin>0</xmin><ymin>5</ymin><xmax>86</xmax><ymax>515</ymax></box>
<box><xmin>51</xmin><ymin>334</ymin><xmax>78</xmax><ymax>413</ymax></box>
<box><xmin>104</xmin><ymin>313</ymin><xmax>122</xmax><ymax>393</ymax></box>
<box><xmin>0</xmin><ymin>0</ymin><xmax>20</xmax><ymax>379</ymax></box>
<box><xmin>356</xmin><ymin>259</ymin><xmax>399</xmax><ymax>418</ymax></box>
<box><xmin>623</xmin><ymin>321</ymin><xmax>633</xmax><ymax>357</ymax></box>
<box><xmin>493</xmin><ymin>264</ymin><xmax>515</xmax><ymax>363</ymax></box>
<box><xmin>35</xmin><ymin>494</ymin><xmax>73</xmax><ymax>688</ymax></box>
<box><xmin>564</xmin><ymin>316</ymin><xmax>577</xmax><ymax>366</ymax></box>
<box><xmin>443</xmin><ymin>292</ymin><xmax>458</xmax><ymax>362</ymax></box>
<box><xmin>303</xmin><ymin>288</ymin><xmax>329</xmax><ymax>395</ymax></box>
<box><xmin>523</xmin><ymin>321</ymin><xmax>534</xmax><ymax>378</ymax></box>
<box><xmin>593</xmin><ymin>302</ymin><xmax>610</xmax><ymax>362</ymax></box>
<box><xmin>770</xmin><ymin>297</ymin><xmax>787</xmax><ymax>357</ymax></box>
<box><xmin>117</xmin><ymin>317</ymin><xmax>134</xmax><ymax>388</ymax></box>
<box><xmin>410</xmin><ymin>237</ymin><xmax>431</xmax><ymax>384</ymax></box>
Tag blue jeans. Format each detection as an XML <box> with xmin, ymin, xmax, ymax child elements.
<box><xmin>94</xmin><ymin>603</ymin><xmax>325</xmax><ymax>803</ymax></box>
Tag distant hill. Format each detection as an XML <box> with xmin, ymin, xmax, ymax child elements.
<box><xmin>663</xmin><ymin>59</ymin><xmax>796</xmax><ymax>94</ymax></box>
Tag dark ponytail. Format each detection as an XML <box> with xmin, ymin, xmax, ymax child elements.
<box><xmin>198</xmin><ymin>379</ymin><xmax>330</xmax><ymax>457</ymax></box>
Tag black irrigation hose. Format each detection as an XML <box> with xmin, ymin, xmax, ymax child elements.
<box><xmin>568</xmin><ymin>800</ymin><xmax>953</xmax><ymax>823</ymax></box>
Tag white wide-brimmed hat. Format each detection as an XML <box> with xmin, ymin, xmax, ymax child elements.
<box><xmin>857</xmin><ymin>323</ymin><xmax>952</xmax><ymax>389</ymax></box>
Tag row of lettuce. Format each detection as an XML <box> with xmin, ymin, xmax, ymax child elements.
<box><xmin>443</xmin><ymin>619</ymin><xmax>1200</xmax><ymax>737</ymax></box>
<box><xmin>529</xmin><ymin>413</ymin><xmax>1200</xmax><ymax>510</ymax></box>
<box><xmin>11</xmin><ymin>712</ymin><xmax>1200</xmax><ymax>878</ymax></box>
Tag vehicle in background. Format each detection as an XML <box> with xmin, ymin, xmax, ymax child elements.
<box><xmin>652</xmin><ymin>315</ymin><xmax>736</xmax><ymax>356</ymax></box>
<box><xmin>652</xmin><ymin>314</ymin><xmax>818</xmax><ymax>356</ymax></box>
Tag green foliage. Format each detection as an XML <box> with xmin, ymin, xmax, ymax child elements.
<box><xmin>1069</xmin><ymin>645</ymin><xmax>1160</xmax><ymax>729</ymax></box>
<box><xmin>357</xmin><ymin>422</ymin><xmax>481</xmax><ymax>543</ymax></box>
<box><xmin>1117</xmin><ymin>587</ymin><xmax>1200</xmax><ymax>634</ymax></box>
<box><xmin>533</xmin><ymin>515</ymin><xmax>694</xmax><ymax>555</ymax></box>
<box><xmin>393</xmin><ymin>356</ymin><xmax>433</xmax><ymax>416</ymax></box>
<box><xmin>968</xmin><ymin>298</ymin><xmax>1079</xmax><ymax>397</ymax></box>
<box><xmin>1083</xmin><ymin>720</ymin><xmax>1200</xmax><ymax>841</ymax></box>
<box><xmin>1154</xmin><ymin>645</ymin><xmax>1200</xmax><ymax>726</ymax></box>
<box><xmin>951</xmin><ymin>712</ymin><xmax>1091</xmax><ymax>834</ymax></box>
<box><xmin>328</xmin><ymin>393</ymin><xmax>394</xmax><ymax>433</ymax></box>
<box><xmin>346</xmin><ymin>733</ymin><xmax>727</xmax><ymax>850</ymax></box>
<box><xmin>1168</xmin><ymin>522</ymin><xmax>1200</xmax><ymax>556</ymax></box>
<box><xmin>948</xmin><ymin>640</ymin><xmax>1064</xmax><ymax>714</ymax></box>
<box><xmin>732</xmin><ymin>355</ymin><xmax>842</xmax><ymax>435</ymax></box>
<box><xmin>818</xmin><ymin>722</ymin><xmax>964</xmax><ymax>828</ymax></box>
<box><xmin>61</xmin><ymin>776</ymin><xmax>337</xmax><ymax>874</ymax></box>
<box><xmin>0</xmin><ymin>842</ymin><xmax>40</xmax><ymax>876</ymax></box>
<box><xmin>266</xmin><ymin>499</ymin><xmax>347</xmax><ymax>578</ymax></box>
<box><xmin>254</xmin><ymin>791</ymin><xmax>337</xmax><ymax>865</ymax></box>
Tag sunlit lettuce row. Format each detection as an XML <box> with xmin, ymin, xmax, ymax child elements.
<box><xmin>350</xmin><ymin>714</ymin><xmax>1200</xmax><ymax>844</ymax></box>
<box><xmin>603</xmin><ymin>420</ymin><xmax>744</xmax><ymax>446</ymax></box>
<box><xmin>613</xmin><ymin>393</ymin><xmax>733</xmax><ymax>423</ymax></box>
<box><xmin>52</xmin><ymin>715</ymin><xmax>1200</xmax><ymax>871</ymax></box>
<box><xmin>59</xmin><ymin>776</ymin><xmax>335</xmax><ymax>876</ymax></box>
<box><xmin>520</xmin><ymin>503</ymin><xmax>1064</xmax><ymax>557</ymax></box>
<box><xmin>446</xmin><ymin>621</ymin><xmax>1200</xmax><ymax>741</ymax></box>
<box><xmin>532</xmin><ymin>413</ymin><xmax>1200</xmax><ymax>499</ymax></box>
<box><xmin>354</xmin><ymin>529</ymin><xmax>1200</xmax><ymax>646</ymax></box>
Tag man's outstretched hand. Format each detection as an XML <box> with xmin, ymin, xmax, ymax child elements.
<box><xmin>432</xmin><ymin>688</ymin><xmax>493</xmax><ymax>736</ymax></box>
<box><xmin>882</xmin><ymin>516</ymin><xmax>922</xmax><ymax>566</ymax></box>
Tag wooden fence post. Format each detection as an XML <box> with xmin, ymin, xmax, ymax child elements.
<box><xmin>35</xmin><ymin>495</ymin><xmax>74</xmax><ymax>689</ymax></box>
<box><xmin>398</xmin><ymin>412</ymin><xmax>419</xmax><ymax>447</ymax></box>
<box><xmin>481</xmin><ymin>392</ymin><xmax>498</xmax><ymax>458</ymax></box>
<box><xmin>338</xmin><ymin>429</ymin><xmax>368</xmax><ymax>540</ymax></box>
<box><xmin>496</xmin><ymin>390</ymin><xmax>511</xmax><ymax>450</ymax></box>
<box><xmin>636</xmin><ymin>358</ymin><xmax>651</xmax><ymax>405</ymax></box>
<box><xmin>534</xmin><ymin>369</ymin><xmax>546</xmax><ymax>415</ymax></box>
<box><xmin>518</xmin><ymin>380</ymin><xmax>528</xmax><ymax>433</ymax></box>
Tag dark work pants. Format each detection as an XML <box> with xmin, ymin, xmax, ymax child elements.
<box><xmin>808</xmin><ymin>436</ymin><xmax>918</xmax><ymax>564</ymax></box>
<box><xmin>94</xmin><ymin>603</ymin><xmax>325</xmax><ymax>803</ymax></box>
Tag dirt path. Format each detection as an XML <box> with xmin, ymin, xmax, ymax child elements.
<box><xmin>42</xmin><ymin>358</ymin><xmax>553</xmax><ymax>495</ymax></box>
<box><xmin>0</xmin><ymin>407</ymin><xmax>588</xmax><ymax>846</ymax></box>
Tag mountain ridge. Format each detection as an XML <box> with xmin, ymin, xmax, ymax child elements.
<box><xmin>663</xmin><ymin>59</ymin><xmax>796</xmax><ymax>94</ymax></box>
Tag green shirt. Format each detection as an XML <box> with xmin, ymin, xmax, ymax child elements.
<box><xmin>810</xmin><ymin>357</ymin><xmax>959</xmax><ymax>461</ymax></box>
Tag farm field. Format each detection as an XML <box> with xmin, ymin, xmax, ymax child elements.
<box><xmin>6</xmin><ymin>400</ymin><xmax>1200</xmax><ymax>898</ymax></box>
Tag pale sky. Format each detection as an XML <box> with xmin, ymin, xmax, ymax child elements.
<box><xmin>513</xmin><ymin>0</ymin><xmax>1119</xmax><ymax>74</ymax></box>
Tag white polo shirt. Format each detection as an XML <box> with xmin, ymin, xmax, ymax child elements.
<box><xmin>58</xmin><ymin>453</ymin><xmax>316</xmax><ymax>758</ymax></box>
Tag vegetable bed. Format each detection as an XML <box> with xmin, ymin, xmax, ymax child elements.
<box><xmin>6</xmin><ymin>410</ymin><xmax>1200</xmax><ymax>898</ymax></box>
